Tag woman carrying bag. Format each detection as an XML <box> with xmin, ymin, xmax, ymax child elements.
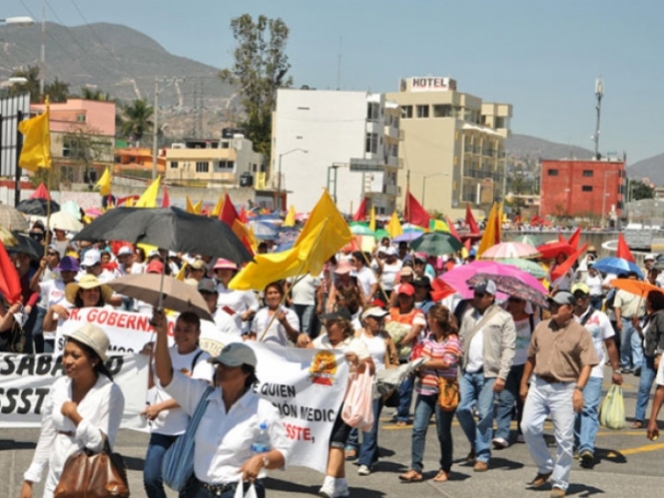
<box><xmin>400</xmin><ymin>304</ymin><xmax>461</xmax><ymax>484</ymax></box>
<box><xmin>21</xmin><ymin>323</ymin><xmax>125</xmax><ymax>498</ymax></box>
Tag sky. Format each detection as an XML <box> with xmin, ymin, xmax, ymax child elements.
<box><xmin>9</xmin><ymin>0</ymin><xmax>664</xmax><ymax>163</ymax></box>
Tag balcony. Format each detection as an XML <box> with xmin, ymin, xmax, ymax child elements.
<box><xmin>384</xmin><ymin>125</ymin><xmax>400</xmax><ymax>140</ymax></box>
<box><xmin>383</xmin><ymin>184</ymin><xmax>398</xmax><ymax>196</ymax></box>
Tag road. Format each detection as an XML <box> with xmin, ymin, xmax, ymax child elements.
<box><xmin>2</xmin><ymin>368</ymin><xmax>663</xmax><ymax>497</ymax></box>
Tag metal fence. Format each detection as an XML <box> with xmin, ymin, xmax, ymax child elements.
<box><xmin>0</xmin><ymin>92</ymin><xmax>30</xmax><ymax>177</ymax></box>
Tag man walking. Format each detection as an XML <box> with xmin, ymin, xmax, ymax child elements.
<box><xmin>614</xmin><ymin>271</ymin><xmax>645</xmax><ymax>374</ymax></box>
<box><xmin>520</xmin><ymin>291</ymin><xmax>599</xmax><ymax>497</ymax></box>
<box><xmin>457</xmin><ymin>279</ymin><xmax>516</xmax><ymax>471</ymax></box>
<box><xmin>571</xmin><ymin>283</ymin><xmax>622</xmax><ymax>469</ymax></box>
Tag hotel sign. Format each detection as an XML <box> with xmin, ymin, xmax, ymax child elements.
<box><xmin>409</xmin><ymin>77</ymin><xmax>457</xmax><ymax>92</ymax></box>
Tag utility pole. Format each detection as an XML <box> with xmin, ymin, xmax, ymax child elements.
<box><xmin>593</xmin><ymin>78</ymin><xmax>603</xmax><ymax>160</ymax></box>
<box><xmin>151</xmin><ymin>77</ymin><xmax>159</xmax><ymax>181</ymax></box>
<box><xmin>39</xmin><ymin>4</ymin><xmax>45</xmax><ymax>100</ymax></box>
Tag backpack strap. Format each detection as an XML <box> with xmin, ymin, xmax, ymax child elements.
<box><xmin>190</xmin><ymin>350</ymin><xmax>204</xmax><ymax>372</ymax></box>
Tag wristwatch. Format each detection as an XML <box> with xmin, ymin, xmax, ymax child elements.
<box><xmin>574</xmin><ymin>385</ymin><xmax>584</xmax><ymax>392</ymax></box>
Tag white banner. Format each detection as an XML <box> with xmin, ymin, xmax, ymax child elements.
<box><xmin>0</xmin><ymin>353</ymin><xmax>149</xmax><ymax>430</ymax></box>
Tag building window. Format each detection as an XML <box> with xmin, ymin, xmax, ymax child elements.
<box><xmin>217</xmin><ymin>160</ymin><xmax>235</xmax><ymax>171</ymax></box>
<box><xmin>169</xmin><ymin>161</ymin><xmax>178</xmax><ymax>169</ymax></box>
<box><xmin>548</xmin><ymin>169</ymin><xmax>559</xmax><ymax>176</ymax></box>
<box><xmin>582</xmin><ymin>170</ymin><xmax>593</xmax><ymax>177</ymax></box>
<box><xmin>416</xmin><ymin>105</ymin><xmax>429</xmax><ymax>118</ymax></box>
<box><xmin>252</xmin><ymin>164</ymin><xmax>257</xmax><ymax>173</ymax></box>
<box><xmin>365</xmin><ymin>133</ymin><xmax>378</xmax><ymax>154</ymax></box>
<box><xmin>401</xmin><ymin>105</ymin><xmax>413</xmax><ymax>119</ymax></box>
<box><xmin>367</xmin><ymin>103</ymin><xmax>379</xmax><ymax>122</ymax></box>
<box><xmin>76</xmin><ymin>114</ymin><xmax>86</xmax><ymax>122</ymax></box>
<box><xmin>195</xmin><ymin>161</ymin><xmax>209</xmax><ymax>173</ymax></box>
<box><xmin>432</xmin><ymin>104</ymin><xmax>452</xmax><ymax>118</ymax></box>
<box><xmin>582</xmin><ymin>185</ymin><xmax>593</xmax><ymax>192</ymax></box>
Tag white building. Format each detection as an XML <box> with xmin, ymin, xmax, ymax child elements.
<box><xmin>271</xmin><ymin>89</ymin><xmax>402</xmax><ymax>214</ymax></box>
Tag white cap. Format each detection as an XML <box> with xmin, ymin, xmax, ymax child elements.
<box><xmin>81</xmin><ymin>249</ymin><xmax>101</xmax><ymax>267</ymax></box>
<box><xmin>148</xmin><ymin>249</ymin><xmax>160</xmax><ymax>259</ymax></box>
<box><xmin>117</xmin><ymin>247</ymin><xmax>132</xmax><ymax>256</ymax></box>
<box><xmin>645</xmin><ymin>254</ymin><xmax>657</xmax><ymax>261</ymax></box>
<box><xmin>384</xmin><ymin>246</ymin><xmax>397</xmax><ymax>256</ymax></box>
<box><xmin>168</xmin><ymin>251</ymin><xmax>177</xmax><ymax>258</ymax></box>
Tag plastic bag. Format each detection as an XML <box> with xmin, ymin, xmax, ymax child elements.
<box><xmin>342</xmin><ymin>368</ymin><xmax>374</xmax><ymax>431</ymax></box>
<box><xmin>234</xmin><ymin>482</ymin><xmax>257</xmax><ymax>498</ymax></box>
<box><xmin>599</xmin><ymin>384</ymin><xmax>625</xmax><ymax>430</ymax></box>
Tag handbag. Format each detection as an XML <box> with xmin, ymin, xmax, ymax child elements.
<box><xmin>342</xmin><ymin>368</ymin><xmax>374</xmax><ymax>431</ymax></box>
<box><xmin>437</xmin><ymin>377</ymin><xmax>459</xmax><ymax>411</ymax></box>
<box><xmin>599</xmin><ymin>385</ymin><xmax>626</xmax><ymax>430</ymax></box>
<box><xmin>162</xmin><ymin>385</ymin><xmax>215</xmax><ymax>492</ymax></box>
<box><xmin>0</xmin><ymin>319</ymin><xmax>26</xmax><ymax>353</ymax></box>
<box><xmin>234</xmin><ymin>482</ymin><xmax>257</xmax><ymax>498</ymax></box>
<box><xmin>54</xmin><ymin>438</ymin><xmax>129</xmax><ymax>498</ymax></box>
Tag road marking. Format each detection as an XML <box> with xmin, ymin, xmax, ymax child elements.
<box><xmin>607</xmin><ymin>442</ymin><xmax>664</xmax><ymax>456</ymax></box>
<box><xmin>597</xmin><ymin>431</ymin><xmax>646</xmax><ymax>437</ymax></box>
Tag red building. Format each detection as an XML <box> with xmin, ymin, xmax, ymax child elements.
<box><xmin>539</xmin><ymin>159</ymin><xmax>624</xmax><ymax>218</ymax></box>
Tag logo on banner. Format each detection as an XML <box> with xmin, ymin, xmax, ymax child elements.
<box><xmin>309</xmin><ymin>351</ymin><xmax>337</xmax><ymax>386</ymax></box>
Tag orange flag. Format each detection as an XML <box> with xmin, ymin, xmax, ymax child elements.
<box><xmin>567</xmin><ymin>227</ymin><xmax>581</xmax><ymax>249</ymax></box>
<box><xmin>551</xmin><ymin>242</ymin><xmax>589</xmax><ymax>282</ymax></box>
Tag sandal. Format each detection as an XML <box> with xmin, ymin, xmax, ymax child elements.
<box><xmin>433</xmin><ymin>470</ymin><xmax>449</xmax><ymax>482</ymax></box>
<box><xmin>631</xmin><ymin>421</ymin><xmax>645</xmax><ymax>429</ymax></box>
<box><xmin>399</xmin><ymin>470</ymin><xmax>423</xmax><ymax>482</ymax></box>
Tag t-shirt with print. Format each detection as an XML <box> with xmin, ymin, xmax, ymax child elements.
<box><xmin>151</xmin><ymin>346</ymin><xmax>214</xmax><ymax>436</ymax></box>
<box><xmin>39</xmin><ymin>279</ymin><xmax>67</xmax><ymax>341</ymax></box>
<box><xmin>513</xmin><ymin>315</ymin><xmax>540</xmax><ymax>366</ymax></box>
<box><xmin>575</xmin><ymin>307</ymin><xmax>614</xmax><ymax>378</ymax></box>
<box><xmin>416</xmin><ymin>333</ymin><xmax>462</xmax><ymax>396</ymax></box>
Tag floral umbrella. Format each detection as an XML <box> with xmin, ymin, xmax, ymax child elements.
<box><xmin>499</xmin><ymin>258</ymin><xmax>547</xmax><ymax>279</ymax></box>
<box><xmin>467</xmin><ymin>273</ymin><xmax>549</xmax><ymax>309</ymax></box>
<box><xmin>481</xmin><ymin>242</ymin><xmax>540</xmax><ymax>260</ymax></box>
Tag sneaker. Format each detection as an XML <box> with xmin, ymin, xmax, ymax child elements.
<box><xmin>492</xmin><ymin>437</ymin><xmax>509</xmax><ymax>449</ymax></box>
<box><xmin>579</xmin><ymin>450</ymin><xmax>595</xmax><ymax>469</ymax></box>
<box><xmin>473</xmin><ymin>460</ymin><xmax>489</xmax><ymax>472</ymax></box>
<box><xmin>550</xmin><ymin>486</ymin><xmax>566</xmax><ymax>497</ymax></box>
<box><xmin>319</xmin><ymin>476</ymin><xmax>336</xmax><ymax>498</ymax></box>
<box><xmin>516</xmin><ymin>434</ymin><xmax>526</xmax><ymax>444</ymax></box>
<box><xmin>620</xmin><ymin>368</ymin><xmax>632</xmax><ymax>374</ymax></box>
<box><xmin>634</xmin><ymin>367</ymin><xmax>642</xmax><ymax>377</ymax></box>
<box><xmin>344</xmin><ymin>448</ymin><xmax>358</xmax><ymax>461</ymax></box>
<box><xmin>466</xmin><ymin>450</ymin><xmax>476</xmax><ymax>465</ymax></box>
<box><xmin>529</xmin><ymin>471</ymin><xmax>552</xmax><ymax>488</ymax></box>
<box><xmin>335</xmin><ymin>478</ymin><xmax>350</xmax><ymax>498</ymax></box>
<box><xmin>358</xmin><ymin>464</ymin><xmax>371</xmax><ymax>476</ymax></box>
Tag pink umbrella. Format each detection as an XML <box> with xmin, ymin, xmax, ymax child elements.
<box><xmin>85</xmin><ymin>207</ymin><xmax>103</xmax><ymax>218</ymax></box>
<box><xmin>440</xmin><ymin>260</ymin><xmax>547</xmax><ymax>299</ymax></box>
<box><xmin>481</xmin><ymin>242</ymin><xmax>540</xmax><ymax>259</ymax></box>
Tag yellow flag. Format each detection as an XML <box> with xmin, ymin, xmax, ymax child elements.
<box><xmin>369</xmin><ymin>206</ymin><xmax>376</xmax><ymax>232</ymax></box>
<box><xmin>212</xmin><ymin>196</ymin><xmax>224</xmax><ymax>217</ymax></box>
<box><xmin>175</xmin><ymin>262</ymin><xmax>187</xmax><ymax>281</ymax></box>
<box><xmin>283</xmin><ymin>205</ymin><xmax>296</xmax><ymax>227</ymax></box>
<box><xmin>193</xmin><ymin>199</ymin><xmax>203</xmax><ymax>215</ymax></box>
<box><xmin>185</xmin><ymin>196</ymin><xmax>196</xmax><ymax>214</ymax></box>
<box><xmin>95</xmin><ymin>167</ymin><xmax>112</xmax><ymax>197</ymax></box>
<box><xmin>386</xmin><ymin>211</ymin><xmax>403</xmax><ymax>238</ymax></box>
<box><xmin>430</xmin><ymin>218</ymin><xmax>450</xmax><ymax>233</ymax></box>
<box><xmin>18</xmin><ymin>97</ymin><xmax>52</xmax><ymax>172</ymax></box>
<box><xmin>135</xmin><ymin>176</ymin><xmax>161</xmax><ymax>208</ymax></box>
<box><xmin>478</xmin><ymin>203</ymin><xmax>500</xmax><ymax>256</ymax></box>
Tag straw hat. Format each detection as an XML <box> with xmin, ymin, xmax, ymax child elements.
<box><xmin>63</xmin><ymin>323</ymin><xmax>110</xmax><ymax>362</ymax></box>
<box><xmin>65</xmin><ymin>274</ymin><xmax>114</xmax><ymax>304</ymax></box>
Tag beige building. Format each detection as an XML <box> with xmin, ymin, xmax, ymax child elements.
<box><xmin>387</xmin><ymin>77</ymin><xmax>512</xmax><ymax>218</ymax></box>
<box><xmin>165</xmin><ymin>135</ymin><xmax>264</xmax><ymax>188</ymax></box>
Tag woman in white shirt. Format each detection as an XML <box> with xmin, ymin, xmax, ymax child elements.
<box><xmin>141</xmin><ymin>311</ymin><xmax>214</xmax><ymax>498</ymax></box>
<box><xmin>213</xmin><ymin>259</ymin><xmax>259</xmax><ymax>332</ymax></box>
<box><xmin>250</xmin><ymin>282</ymin><xmax>308</xmax><ymax>347</ymax></box>
<box><xmin>151</xmin><ymin>309</ymin><xmax>290</xmax><ymax>498</ymax></box>
<box><xmin>21</xmin><ymin>323</ymin><xmax>124</xmax><ymax>498</ymax></box>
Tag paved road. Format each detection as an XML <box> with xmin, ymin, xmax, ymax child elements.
<box><xmin>2</xmin><ymin>368</ymin><xmax>663</xmax><ymax>497</ymax></box>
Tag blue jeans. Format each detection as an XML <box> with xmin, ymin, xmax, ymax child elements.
<box><xmin>620</xmin><ymin>317</ymin><xmax>643</xmax><ymax>370</ymax></box>
<box><xmin>494</xmin><ymin>364</ymin><xmax>525</xmax><ymax>441</ymax></box>
<box><xmin>590</xmin><ymin>296</ymin><xmax>603</xmax><ymax>311</ymax></box>
<box><xmin>144</xmin><ymin>433</ymin><xmax>181</xmax><ymax>498</ymax></box>
<box><xmin>635</xmin><ymin>356</ymin><xmax>658</xmax><ymax>423</ymax></box>
<box><xmin>411</xmin><ymin>394</ymin><xmax>455</xmax><ymax>473</ymax></box>
<box><xmin>359</xmin><ymin>397</ymin><xmax>384</xmax><ymax>467</ymax></box>
<box><xmin>396</xmin><ymin>374</ymin><xmax>414</xmax><ymax>422</ymax></box>
<box><xmin>573</xmin><ymin>376</ymin><xmax>603</xmax><ymax>454</ymax></box>
<box><xmin>293</xmin><ymin>304</ymin><xmax>315</xmax><ymax>335</ymax></box>
<box><xmin>345</xmin><ymin>427</ymin><xmax>359</xmax><ymax>452</ymax></box>
<box><xmin>456</xmin><ymin>371</ymin><xmax>496</xmax><ymax>463</ymax></box>
<box><xmin>187</xmin><ymin>479</ymin><xmax>265</xmax><ymax>498</ymax></box>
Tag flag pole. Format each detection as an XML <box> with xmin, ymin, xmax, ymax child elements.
<box><xmin>43</xmin><ymin>162</ymin><xmax>52</xmax><ymax>259</ymax></box>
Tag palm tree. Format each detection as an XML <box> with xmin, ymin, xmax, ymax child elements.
<box><xmin>80</xmin><ymin>86</ymin><xmax>111</xmax><ymax>101</ymax></box>
<box><xmin>9</xmin><ymin>65</ymin><xmax>40</xmax><ymax>102</ymax></box>
<box><xmin>119</xmin><ymin>98</ymin><xmax>154</xmax><ymax>146</ymax></box>
<box><xmin>44</xmin><ymin>78</ymin><xmax>70</xmax><ymax>103</ymax></box>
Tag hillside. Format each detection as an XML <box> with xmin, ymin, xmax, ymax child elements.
<box><xmin>505</xmin><ymin>134</ymin><xmax>594</xmax><ymax>161</ymax></box>
<box><xmin>627</xmin><ymin>153</ymin><xmax>664</xmax><ymax>185</ymax></box>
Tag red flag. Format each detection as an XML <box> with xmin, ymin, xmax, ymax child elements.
<box><xmin>219</xmin><ymin>194</ymin><xmax>253</xmax><ymax>256</ymax></box>
<box><xmin>352</xmin><ymin>197</ymin><xmax>367</xmax><ymax>222</ymax></box>
<box><xmin>551</xmin><ymin>242</ymin><xmax>589</xmax><ymax>283</ymax></box>
<box><xmin>617</xmin><ymin>233</ymin><xmax>635</xmax><ymax>263</ymax></box>
<box><xmin>0</xmin><ymin>241</ymin><xmax>21</xmax><ymax>304</ymax></box>
<box><xmin>404</xmin><ymin>190</ymin><xmax>431</xmax><ymax>228</ymax></box>
<box><xmin>238</xmin><ymin>206</ymin><xmax>248</xmax><ymax>223</ymax></box>
<box><xmin>464</xmin><ymin>238</ymin><xmax>472</xmax><ymax>252</ymax></box>
<box><xmin>431</xmin><ymin>278</ymin><xmax>456</xmax><ymax>301</ymax></box>
<box><xmin>558</xmin><ymin>233</ymin><xmax>566</xmax><ymax>243</ymax></box>
<box><xmin>161</xmin><ymin>186</ymin><xmax>170</xmax><ymax>208</ymax></box>
<box><xmin>445</xmin><ymin>216</ymin><xmax>461</xmax><ymax>242</ymax></box>
<box><xmin>30</xmin><ymin>182</ymin><xmax>50</xmax><ymax>200</ymax></box>
<box><xmin>567</xmin><ymin>227</ymin><xmax>581</xmax><ymax>249</ymax></box>
<box><xmin>465</xmin><ymin>204</ymin><xmax>480</xmax><ymax>234</ymax></box>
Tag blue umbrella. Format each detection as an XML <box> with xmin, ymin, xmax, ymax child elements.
<box><xmin>248</xmin><ymin>221</ymin><xmax>278</xmax><ymax>240</ymax></box>
<box><xmin>592</xmin><ymin>257</ymin><xmax>643</xmax><ymax>279</ymax></box>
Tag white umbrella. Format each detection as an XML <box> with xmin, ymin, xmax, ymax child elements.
<box><xmin>49</xmin><ymin>211</ymin><xmax>84</xmax><ymax>232</ymax></box>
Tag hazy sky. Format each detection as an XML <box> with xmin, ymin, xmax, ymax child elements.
<box><xmin>10</xmin><ymin>0</ymin><xmax>664</xmax><ymax>162</ymax></box>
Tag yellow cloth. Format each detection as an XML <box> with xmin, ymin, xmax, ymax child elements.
<box><xmin>96</xmin><ymin>167</ymin><xmax>112</xmax><ymax>197</ymax></box>
<box><xmin>18</xmin><ymin>97</ymin><xmax>52</xmax><ymax>172</ymax></box>
<box><xmin>430</xmin><ymin>218</ymin><xmax>450</xmax><ymax>233</ymax></box>
<box><xmin>135</xmin><ymin>176</ymin><xmax>160</xmax><ymax>208</ymax></box>
<box><xmin>478</xmin><ymin>202</ymin><xmax>500</xmax><ymax>256</ymax></box>
<box><xmin>185</xmin><ymin>196</ymin><xmax>196</xmax><ymax>214</ymax></box>
<box><xmin>212</xmin><ymin>196</ymin><xmax>224</xmax><ymax>217</ymax></box>
<box><xmin>386</xmin><ymin>211</ymin><xmax>403</xmax><ymax>238</ymax></box>
<box><xmin>283</xmin><ymin>205</ymin><xmax>296</xmax><ymax>227</ymax></box>
<box><xmin>193</xmin><ymin>199</ymin><xmax>203</xmax><ymax>215</ymax></box>
<box><xmin>369</xmin><ymin>206</ymin><xmax>376</xmax><ymax>232</ymax></box>
<box><xmin>175</xmin><ymin>263</ymin><xmax>187</xmax><ymax>281</ymax></box>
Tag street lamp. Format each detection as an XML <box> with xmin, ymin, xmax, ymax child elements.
<box><xmin>0</xmin><ymin>16</ymin><xmax>35</xmax><ymax>26</ymax></box>
<box><xmin>277</xmin><ymin>148</ymin><xmax>308</xmax><ymax>211</ymax></box>
<box><xmin>421</xmin><ymin>172</ymin><xmax>447</xmax><ymax>207</ymax></box>
<box><xmin>0</xmin><ymin>77</ymin><xmax>28</xmax><ymax>89</ymax></box>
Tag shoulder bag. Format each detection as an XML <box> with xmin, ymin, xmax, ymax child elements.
<box><xmin>54</xmin><ymin>438</ymin><xmax>129</xmax><ymax>498</ymax></box>
<box><xmin>436</xmin><ymin>337</ymin><xmax>460</xmax><ymax>412</ymax></box>
<box><xmin>162</xmin><ymin>385</ymin><xmax>215</xmax><ymax>492</ymax></box>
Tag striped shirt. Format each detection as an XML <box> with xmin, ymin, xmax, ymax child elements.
<box><xmin>416</xmin><ymin>333</ymin><xmax>462</xmax><ymax>396</ymax></box>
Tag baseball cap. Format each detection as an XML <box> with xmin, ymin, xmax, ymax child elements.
<box><xmin>56</xmin><ymin>256</ymin><xmax>80</xmax><ymax>273</ymax></box>
<box><xmin>190</xmin><ymin>259</ymin><xmax>208</xmax><ymax>271</ymax></box>
<box><xmin>361</xmin><ymin>307</ymin><xmax>389</xmax><ymax>321</ymax></box>
<box><xmin>148</xmin><ymin>249</ymin><xmax>161</xmax><ymax>260</ymax></box>
<box><xmin>645</xmin><ymin>254</ymin><xmax>657</xmax><ymax>261</ymax></box>
<box><xmin>146</xmin><ymin>260</ymin><xmax>164</xmax><ymax>274</ymax></box>
<box><xmin>571</xmin><ymin>283</ymin><xmax>590</xmax><ymax>296</ymax></box>
<box><xmin>400</xmin><ymin>266</ymin><xmax>414</xmax><ymax>277</ymax></box>
<box><xmin>549</xmin><ymin>291</ymin><xmax>576</xmax><ymax>306</ymax></box>
<box><xmin>398</xmin><ymin>283</ymin><xmax>415</xmax><ymax>296</ymax></box>
<box><xmin>80</xmin><ymin>249</ymin><xmax>101</xmax><ymax>268</ymax></box>
<box><xmin>117</xmin><ymin>246</ymin><xmax>133</xmax><ymax>257</ymax></box>
<box><xmin>208</xmin><ymin>342</ymin><xmax>257</xmax><ymax>368</ymax></box>
<box><xmin>198</xmin><ymin>278</ymin><xmax>218</xmax><ymax>294</ymax></box>
<box><xmin>322</xmin><ymin>307</ymin><xmax>353</xmax><ymax>322</ymax></box>
<box><xmin>384</xmin><ymin>246</ymin><xmax>397</xmax><ymax>256</ymax></box>
<box><xmin>213</xmin><ymin>258</ymin><xmax>238</xmax><ymax>271</ymax></box>
<box><xmin>472</xmin><ymin>279</ymin><xmax>497</xmax><ymax>295</ymax></box>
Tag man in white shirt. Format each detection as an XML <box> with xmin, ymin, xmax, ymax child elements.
<box><xmin>583</xmin><ymin>265</ymin><xmax>604</xmax><ymax>310</ymax></box>
<box><xmin>571</xmin><ymin>283</ymin><xmax>622</xmax><ymax>469</ymax></box>
<box><xmin>79</xmin><ymin>249</ymin><xmax>115</xmax><ymax>284</ymax></box>
<box><xmin>198</xmin><ymin>279</ymin><xmax>240</xmax><ymax>335</ymax></box>
<box><xmin>285</xmin><ymin>274</ymin><xmax>320</xmax><ymax>336</ymax></box>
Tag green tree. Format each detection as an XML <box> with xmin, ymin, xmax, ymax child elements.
<box><xmin>80</xmin><ymin>86</ymin><xmax>111</xmax><ymax>101</ymax></box>
<box><xmin>631</xmin><ymin>180</ymin><xmax>655</xmax><ymax>201</ymax></box>
<box><xmin>44</xmin><ymin>78</ymin><xmax>69</xmax><ymax>103</ymax></box>
<box><xmin>219</xmin><ymin>14</ymin><xmax>292</xmax><ymax>158</ymax></box>
<box><xmin>119</xmin><ymin>98</ymin><xmax>154</xmax><ymax>146</ymax></box>
<box><xmin>9</xmin><ymin>65</ymin><xmax>40</xmax><ymax>102</ymax></box>
<box><xmin>60</xmin><ymin>127</ymin><xmax>113</xmax><ymax>186</ymax></box>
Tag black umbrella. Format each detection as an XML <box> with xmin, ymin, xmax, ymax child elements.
<box><xmin>16</xmin><ymin>198</ymin><xmax>60</xmax><ymax>216</ymax></box>
<box><xmin>72</xmin><ymin>207</ymin><xmax>252</xmax><ymax>264</ymax></box>
<box><xmin>8</xmin><ymin>231</ymin><xmax>43</xmax><ymax>260</ymax></box>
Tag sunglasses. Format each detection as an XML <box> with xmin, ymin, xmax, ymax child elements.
<box><xmin>473</xmin><ymin>292</ymin><xmax>487</xmax><ymax>298</ymax></box>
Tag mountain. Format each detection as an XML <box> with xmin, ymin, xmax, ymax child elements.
<box><xmin>0</xmin><ymin>22</ymin><xmax>239</xmax><ymax>137</ymax></box>
<box><xmin>505</xmin><ymin>134</ymin><xmax>595</xmax><ymax>161</ymax></box>
<box><xmin>627</xmin><ymin>153</ymin><xmax>664</xmax><ymax>185</ymax></box>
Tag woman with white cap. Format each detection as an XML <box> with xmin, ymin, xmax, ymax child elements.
<box><xmin>151</xmin><ymin>309</ymin><xmax>290</xmax><ymax>498</ymax></box>
<box><xmin>213</xmin><ymin>258</ymin><xmax>259</xmax><ymax>333</ymax></box>
<box><xmin>20</xmin><ymin>323</ymin><xmax>124</xmax><ymax>498</ymax></box>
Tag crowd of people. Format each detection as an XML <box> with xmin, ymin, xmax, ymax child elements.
<box><xmin>5</xmin><ymin>219</ymin><xmax>664</xmax><ymax>498</ymax></box>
